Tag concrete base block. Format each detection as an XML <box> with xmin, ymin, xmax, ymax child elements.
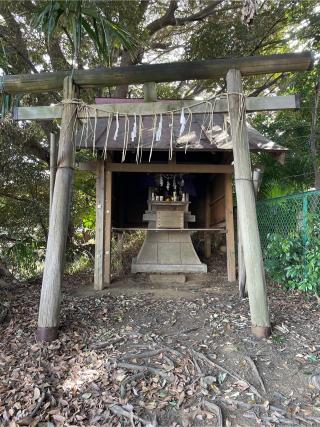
<box><xmin>132</xmin><ymin>259</ymin><xmax>207</xmax><ymax>273</ymax></box>
<box><xmin>149</xmin><ymin>274</ymin><xmax>186</xmax><ymax>284</ymax></box>
<box><xmin>132</xmin><ymin>226</ymin><xmax>207</xmax><ymax>275</ymax></box>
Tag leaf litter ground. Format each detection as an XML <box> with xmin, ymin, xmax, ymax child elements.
<box><xmin>1</xmin><ymin>253</ymin><xmax>320</xmax><ymax>426</ymax></box>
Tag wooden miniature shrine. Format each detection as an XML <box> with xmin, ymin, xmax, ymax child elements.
<box><xmin>6</xmin><ymin>52</ymin><xmax>313</xmax><ymax>341</ymax></box>
<box><xmin>74</xmin><ymin>95</ymin><xmax>288</xmax><ymax>282</ymax></box>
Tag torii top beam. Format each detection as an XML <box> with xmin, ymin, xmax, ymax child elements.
<box><xmin>0</xmin><ymin>52</ymin><xmax>313</xmax><ymax>94</ymax></box>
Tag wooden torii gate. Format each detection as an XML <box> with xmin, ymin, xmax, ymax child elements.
<box><xmin>5</xmin><ymin>52</ymin><xmax>313</xmax><ymax>342</ymax></box>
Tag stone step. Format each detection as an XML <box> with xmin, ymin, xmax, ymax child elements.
<box><xmin>149</xmin><ymin>274</ymin><xmax>186</xmax><ymax>284</ymax></box>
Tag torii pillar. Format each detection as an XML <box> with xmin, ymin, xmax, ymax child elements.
<box><xmin>227</xmin><ymin>69</ymin><xmax>271</xmax><ymax>338</ymax></box>
<box><xmin>37</xmin><ymin>76</ymin><xmax>77</xmax><ymax>341</ymax></box>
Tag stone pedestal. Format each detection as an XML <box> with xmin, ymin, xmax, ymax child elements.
<box><xmin>132</xmin><ymin>200</ymin><xmax>207</xmax><ymax>274</ymax></box>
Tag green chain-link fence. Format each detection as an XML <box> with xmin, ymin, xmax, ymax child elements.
<box><xmin>256</xmin><ymin>189</ymin><xmax>320</xmax><ymax>253</ymax></box>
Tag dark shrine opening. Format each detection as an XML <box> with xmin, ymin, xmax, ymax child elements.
<box><xmin>112</xmin><ymin>172</ymin><xmax>226</xmax><ymax>230</ymax></box>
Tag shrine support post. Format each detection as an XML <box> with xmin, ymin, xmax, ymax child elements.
<box><xmin>49</xmin><ymin>132</ymin><xmax>58</xmax><ymax>215</ymax></box>
<box><xmin>94</xmin><ymin>158</ymin><xmax>105</xmax><ymax>290</ymax></box>
<box><xmin>103</xmin><ymin>168</ymin><xmax>112</xmax><ymax>285</ymax></box>
<box><xmin>37</xmin><ymin>76</ymin><xmax>77</xmax><ymax>341</ymax></box>
<box><xmin>224</xmin><ymin>174</ymin><xmax>236</xmax><ymax>282</ymax></box>
<box><xmin>226</xmin><ymin>69</ymin><xmax>271</xmax><ymax>338</ymax></box>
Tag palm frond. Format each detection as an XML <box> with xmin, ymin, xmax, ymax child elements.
<box><xmin>32</xmin><ymin>0</ymin><xmax>138</xmax><ymax>67</ymax></box>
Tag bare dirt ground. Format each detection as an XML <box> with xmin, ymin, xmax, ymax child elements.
<box><xmin>1</xmin><ymin>253</ymin><xmax>320</xmax><ymax>426</ymax></box>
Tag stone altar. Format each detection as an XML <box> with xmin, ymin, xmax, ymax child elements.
<box><xmin>131</xmin><ymin>199</ymin><xmax>207</xmax><ymax>273</ymax></box>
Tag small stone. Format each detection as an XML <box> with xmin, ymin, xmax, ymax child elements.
<box><xmin>309</xmin><ymin>374</ymin><xmax>320</xmax><ymax>390</ymax></box>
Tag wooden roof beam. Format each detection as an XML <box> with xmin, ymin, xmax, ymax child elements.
<box><xmin>2</xmin><ymin>52</ymin><xmax>313</xmax><ymax>94</ymax></box>
<box><xmin>78</xmin><ymin>160</ymin><xmax>233</xmax><ymax>174</ymax></box>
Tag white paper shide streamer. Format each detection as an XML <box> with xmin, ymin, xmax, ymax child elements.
<box><xmin>72</xmin><ymin>95</ymin><xmax>223</xmax><ymax>160</ymax></box>
<box><xmin>179</xmin><ymin>107</ymin><xmax>187</xmax><ymax>136</ymax></box>
<box><xmin>156</xmin><ymin>113</ymin><xmax>163</xmax><ymax>142</ymax></box>
<box><xmin>131</xmin><ymin>114</ymin><xmax>137</xmax><ymax>141</ymax></box>
<box><xmin>114</xmin><ymin>113</ymin><xmax>119</xmax><ymax>140</ymax></box>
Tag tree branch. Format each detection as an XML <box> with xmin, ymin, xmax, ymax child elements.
<box><xmin>0</xmin><ymin>26</ymin><xmax>38</xmax><ymax>74</ymax></box>
<box><xmin>248</xmin><ymin>73</ymin><xmax>286</xmax><ymax>97</ymax></box>
<box><xmin>46</xmin><ymin>36</ymin><xmax>70</xmax><ymax>71</ymax></box>
<box><xmin>147</xmin><ymin>0</ymin><xmax>224</xmax><ymax>36</ymax></box>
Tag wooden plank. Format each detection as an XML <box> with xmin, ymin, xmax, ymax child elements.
<box><xmin>106</xmin><ymin>162</ymin><xmax>233</xmax><ymax>174</ymax></box>
<box><xmin>49</xmin><ymin>132</ymin><xmax>58</xmax><ymax>216</ymax></box>
<box><xmin>13</xmin><ymin>95</ymin><xmax>300</xmax><ymax>120</ymax></box>
<box><xmin>210</xmin><ymin>194</ymin><xmax>224</xmax><ymax>207</ymax></box>
<box><xmin>37</xmin><ymin>77</ymin><xmax>77</xmax><ymax>342</ymax></box>
<box><xmin>14</xmin><ymin>105</ymin><xmax>62</xmax><ymax>120</ymax></box>
<box><xmin>204</xmin><ymin>181</ymin><xmax>212</xmax><ymax>258</ymax></box>
<box><xmin>144</xmin><ymin>82</ymin><xmax>157</xmax><ymax>102</ymax></box>
<box><xmin>224</xmin><ymin>174</ymin><xmax>236</xmax><ymax>282</ymax></box>
<box><xmin>94</xmin><ymin>159</ymin><xmax>105</xmax><ymax>290</ymax></box>
<box><xmin>226</xmin><ymin>68</ymin><xmax>270</xmax><ymax>338</ymax></box>
<box><xmin>104</xmin><ymin>167</ymin><xmax>112</xmax><ymax>285</ymax></box>
<box><xmin>3</xmin><ymin>52</ymin><xmax>313</xmax><ymax>94</ymax></box>
<box><xmin>156</xmin><ymin>210</ymin><xmax>184</xmax><ymax>229</ymax></box>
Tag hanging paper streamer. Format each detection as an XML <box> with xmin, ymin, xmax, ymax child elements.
<box><xmin>103</xmin><ymin>113</ymin><xmax>113</xmax><ymax>159</ymax></box>
<box><xmin>114</xmin><ymin>113</ymin><xmax>119</xmax><ymax>140</ymax></box>
<box><xmin>169</xmin><ymin>111</ymin><xmax>174</xmax><ymax>160</ymax></box>
<box><xmin>136</xmin><ymin>115</ymin><xmax>143</xmax><ymax>164</ymax></box>
<box><xmin>155</xmin><ymin>113</ymin><xmax>163</xmax><ymax>142</ymax></box>
<box><xmin>179</xmin><ymin>107</ymin><xmax>187</xmax><ymax>136</ymax></box>
<box><xmin>92</xmin><ymin>108</ymin><xmax>97</xmax><ymax>154</ymax></box>
<box><xmin>61</xmin><ymin>94</ymin><xmax>227</xmax><ymax>159</ymax></box>
<box><xmin>131</xmin><ymin>114</ymin><xmax>137</xmax><ymax>141</ymax></box>
<box><xmin>149</xmin><ymin>114</ymin><xmax>157</xmax><ymax>162</ymax></box>
<box><xmin>121</xmin><ymin>114</ymin><xmax>129</xmax><ymax>162</ymax></box>
<box><xmin>185</xmin><ymin>108</ymin><xmax>193</xmax><ymax>154</ymax></box>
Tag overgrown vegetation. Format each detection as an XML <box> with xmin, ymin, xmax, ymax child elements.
<box><xmin>265</xmin><ymin>218</ymin><xmax>320</xmax><ymax>294</ymax></box>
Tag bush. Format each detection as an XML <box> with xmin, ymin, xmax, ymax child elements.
<box><xmin>265</xmin><ymin>221</ymin><xmax>320</xmax><ymax>294</ymax></box>
<box><xmin>3</xmin><ymin>236</ymin><xmax>46</xmax><ymax>280</ymax></box>
<box><xmin>111</xmin><ymin>231</ymin><xmax>145</xmax><ymax>279</ymax></box>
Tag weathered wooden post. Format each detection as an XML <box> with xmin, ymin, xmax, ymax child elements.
<box><xmin>49</xmin><ymin>132</ymin><xmax>58</xmax><ymax>215</ymax></box>
<box><xmin>226</xmin><ymin>69</ymin><xmax>271</xmax><ymax>338</ymax></box>
<box><xmin>238</xmin><ymin>168</ymin><xmax>263</xmax><ymax>297</ymax></box>
<box><xmin>37</xmin><ymin>76</ymin><xmax>77</xmax><ymax>341</ymax></box>
<box><xmin>204</xmin><ymin>181</ymin><xmax>212</xmax><ymax>258</ymax></box>
<box><xmin>94</xmin><ymin>158</ymin><xmax>105</xmax><ymax>290</ymax></box>
<box><xmin>103</xmin><ymin>168</ymin><xmax>112</xmax><ymax>285</ymax></box>
<box><xmin>224</xmin><ymin>173</ymin><xmax>236</xmax><ymax>282</ymax></box>
<box><xmin>143</xmin><ymin>82</ymin><xmax>157</xmax><ymax>102</ymax></box>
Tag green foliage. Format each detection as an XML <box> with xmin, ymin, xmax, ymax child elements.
<box><xmin>265</xmin><ymin>232</ymin><xmax>303</xmax><ymax>285</ymax></box>
<box><xmin>3</xmin><ymin>236</ymin><xmax>45</xmax><ymax>280</ymax></box>
<box><xmin>265</xmin><ymin>219</ymin><xmax>320</xmax><ymax>294</ymax></box>
<box><xmin>253</xmin><ymin>67</ymin><xmax>320</xmax><ymax>196</ymax></box>
<box><xmin>33</xmin><ymin>0</ymin><xmax>138</xmax><ymax>65</ymax></box>
<box><xmin>261</xmin><ymin>179</ymin><xmax>306</xmax><ymax>199</ymax></box>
